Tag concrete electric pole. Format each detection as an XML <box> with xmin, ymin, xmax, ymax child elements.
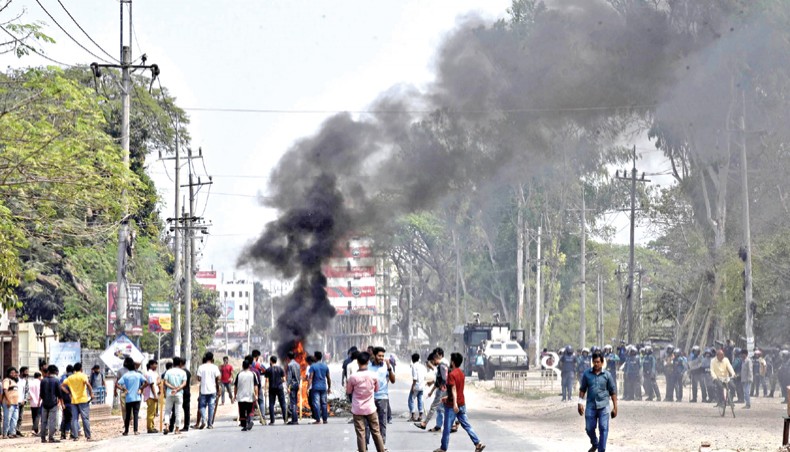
<box><xmin>614</xmin><ymin>146</ymin><xmax>649</xmax><ymax>344</ymax></box>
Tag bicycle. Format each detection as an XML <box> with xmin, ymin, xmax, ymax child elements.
<box><xmin>717</xmin><ymin>377</ymin><xmax>736</xmax><ymax>418</ymax></box>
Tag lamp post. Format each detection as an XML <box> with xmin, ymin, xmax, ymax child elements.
<box><xmin>33</xmin><ymin>317</ymin><xmax>59</xmax><ymax>365</ymax></box>
<box><xmin>0</xmin><ymin>316</ymin><xmax>18</xmax><ymax>378</ymax></box>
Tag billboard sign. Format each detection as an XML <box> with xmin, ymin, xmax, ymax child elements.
<box><xmin>148</xmin><ymin>301</ymin><xmax>172</xmax><ymax>333</ymax></box>
<box><xmin>51</xmin><ymin>342</ymin><xmax>81</xmax><ymax>373</ymax></box>
<box><xmin>221</xmin><ymin>299</ymin><xmax>235</xmax><ymax>322</ymax></box>
<box><xmin>106</xmin><ymin>283</ymin><xmax>144</xmax><ymax>336</ymax></box>
<box><xmin>100</xmin><ymin>334</ymin><xmax>144</xmax><ymax>373</ymax></box>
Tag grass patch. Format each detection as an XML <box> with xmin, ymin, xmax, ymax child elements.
<box><xmin>492</xmin><ymin>387</ymin><xmax>555</xmax><ymax>400</ymax></box>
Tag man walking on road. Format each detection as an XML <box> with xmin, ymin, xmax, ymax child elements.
<box><xmin>346</xmin><ymin>351</ymin><xmax>386</xmax><ymax>452</ymax></box>
<box><xmin>197</xmin><ymin>352</ymin><xmax>221</xmax><ymax>429</ymax></box>
<box><xmin>162</xmin><ymin>357</ymin><xmax>187</xmax><ymax>435</ymax></box>
<box><xmin>434</xmin><ymin>352</ymin><xmax>485</xmax><ymax>452</ymax></box>
<box><xmin>416</xmin><ymin>350</ymin><xmax>447</xmax><ymax>432</ymax></box>
<box><xmin>234</xmin><ymin>360</ymin><xmax>260</xmax><ymax>431</ymax></box>
<box><xmin>578</xmin><ymin>350</ymin><xmax>618</xmax><ymax>452</ymax></box>
<box><xmin>285</xmin><ymin>351</ymin><xmax>301</xmax><ymax>425</ymax></box>
<box><xmin>39</xmin><ymin>366</ymin><xmax>62</xmax><ymax>443</ymax></box>
<box><xmin>61</xmin><ymin>363</ymin><xmax>93</xmax><ymax>441</ymax></box>
<box><xmin>220</xmin><ymin>357</ymin><xmax>234</xmax><ymax>406</ymax></box>
<box><xmin>409</xmin><ymin>353</ymin><xmax>426</xmax><ymax>422</ymax></box>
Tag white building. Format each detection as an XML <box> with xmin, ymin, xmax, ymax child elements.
<box><xmin>196</xmin><ymin>271</ymin><xmax>254</xmax><ymax>334</ymax></box>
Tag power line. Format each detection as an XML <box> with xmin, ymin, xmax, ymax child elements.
<box><xmin>0</xmin><ymin>25</ymin><xmax>72</xmax><ymax>67</ymax></box>
<box><xmin>34</xmin><ymin>0</ymin><xmax>114</xmax><ymax>64</ymax></box>
<box><xmin>181</xmin><ymin>104</ymin><xmax>657</xmax><ymax>115</ymax></box>
<box><xmin>56</xmin><ymin>0</ymin><xmax>118</xmax><ymax>63</ymax></box>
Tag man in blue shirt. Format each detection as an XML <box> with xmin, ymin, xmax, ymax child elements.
<box><xmin>578</xmin><ymin>351</ymin><xmax>618</xmax><ymax>452</ymax></box>
<box><xmin>368</xmin><ymin>346</ymin><xmax>395</xmax><ymax>445</ymax></box>
<box><xmin>307</xmin><ymin>351</ymin><xmax>331</xmax><ymax>424</ymax></box>
<box><xmin>116</xmin><ymin>361</ymin><xmax>149</xmax><ymax>436</ymax></box>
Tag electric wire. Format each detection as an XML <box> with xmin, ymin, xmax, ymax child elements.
<box><xmin>34</xmin><ymin>0</ymin><xmax>114</xmax><ymax>64</ymax></box>
<box><xmin>56</xmin><ymin>0</ymin><xmax>118</xmax><ymax>63</ymax></box>
<box><xmin>0</xmin><ymin>25</ymin><xmax>72</xmax><ymax>67</ymax></box>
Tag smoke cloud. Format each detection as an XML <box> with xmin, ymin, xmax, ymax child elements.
<box><xmin>238</xmin><ymin>0</ymin><xmax>778</xmax><ymax>355</ymax></box>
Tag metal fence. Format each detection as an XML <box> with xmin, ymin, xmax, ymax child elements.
<box><xmin>493</xmin><ymin>370</ymin><xmax>533</xmax><ymax>394</ymax></box>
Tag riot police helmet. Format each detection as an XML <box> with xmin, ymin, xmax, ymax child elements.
<box><xmin>645</xmin><ymin>346</ymin><xmax>653</xmax><ymax>355</ymax></box>
<box><xmin>691</xmin><ymin>345</ymin><xmax>700</xmax><ymax>353</ymax></box>
<box><xmin>582</xmin><ymin>347</ymin><xmax>590</xmax><ymax>355</ymax></box>
<box><xmin>666</xmin><ymin>344</ymin><xmax>674</xmax><ymax>354</ymax></box>
<box><xmin>604</xmin><ymin>344</ymin><xmax>612</xmax><ymax>353</ymax></box>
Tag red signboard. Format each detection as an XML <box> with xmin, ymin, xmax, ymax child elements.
<box><xmin>196</xmin><ymin>270</ymin><xmax>217</xmax><ymax>279</ymax></box>
<box><xmin>326</xmin><ymin>286</ymin><xmax>376</xmax><ymax>298</ymax></box>
<box><xmin>322</xmin><ymin>266</ymin><xmax>375</xmax><ymax>278</ymax></box>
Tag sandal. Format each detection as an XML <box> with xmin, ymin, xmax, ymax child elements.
<box><xmin>429</xmin><ymin>426</ymin><xmax>441</xmax><ymax>432</ymax></box>
<box><xmin>414</xmin><ymin>422</ymin><xmax>426</xmax><ymax>430</ymax></box>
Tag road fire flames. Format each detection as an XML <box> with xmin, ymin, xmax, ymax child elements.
<box><xmin>294</xmin><ymin>341</ymin><xmax>311</xmax><ymax>418</ymax></box>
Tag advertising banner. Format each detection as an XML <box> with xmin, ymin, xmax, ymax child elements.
<box><xmin>106</xmin><ymin>282</ymin><xmax>144</xmax><ymax>336</ymax></box>
<box><xmin>100</xmin><ymin>334</ymin><xmax>144</xmax><ymax>373</ymax></box>
<box><xmin>148</xmin><ymin>301</ymin><xmax>172</xmax><ymax>333</ymax></box>
<box><xmin>221</xmin><ymin>299</ymin><xmax>235</xmax><ymax>322</ymax></box>
<box><xmin>326</xmin><ymin>286</ymin><xmax>376</xmax><ymax>298</ymax></box>
<box><xmin>51</xmin><ymin>342</ymin><xmax>81</xmax><ymax>374</ymax></box>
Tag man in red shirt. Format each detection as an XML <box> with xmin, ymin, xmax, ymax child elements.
<box><xmin>219</xmin><ymin>357</ymin><xmax>234</xmax><ymax>405</ymax></box>
<box><xmin>434</xmin><ymin>352</ymin><xmax>485</xmax><ymax>452</ymax></box>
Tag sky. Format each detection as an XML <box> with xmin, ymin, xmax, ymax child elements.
<box><xmin>2</xmin><ymin>0</ymin><xmax>672</xmax><ymax>279</ymax></box>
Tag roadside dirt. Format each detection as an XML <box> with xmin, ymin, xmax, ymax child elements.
<box><xmin>467</xmin><ymin>380</ymin><xmax>784</xmax><ymax>452</ymax></box>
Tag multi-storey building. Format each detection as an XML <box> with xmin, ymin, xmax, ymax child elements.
<box><xmin>323</xmin><ymin>237</ymin><xmax>391</xmax><ymax>355</ymax></box>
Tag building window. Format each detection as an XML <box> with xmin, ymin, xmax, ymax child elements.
<box><xmin>245</xmin><ymin>291</ymin><xmax>249</xmax><ymax>298</ymax></box>
<box><xmin>232</xmin><ymin>291</ymin><xmax>235</xmax><ymax>298</ymax></box>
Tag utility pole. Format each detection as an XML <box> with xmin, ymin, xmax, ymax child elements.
<box><xmin>407</xmin><ymin>243</ymin><xmax>413</xmax><ymax>349</ymax></box>
<box><xmin>614</xmin><ymin>146</ymin><xmax>649</xmax><ymax>344</ymax></box>
<box><xmin>516</xmin><ymin>187</ymin><xmax>525</xmax><ymax>330</ymax></box>
<box><xmin>159</xmin><ymin>125</ymin><xmax>183</xmax><ymax>356</ymax></box>
<box><xmin>172</xmin><ymin>148</ymin><xmax>212</xmax><ymax>367</ymax></box>
<box><xmin>534</xmin><ymin>224</ymin><xmax>542</xmax><ymax>367</ymax></box>
<box><xmin>597</xmin><ymin>270</ymin><xmax>603</xmax><ymax>346</ymax></box>
<box><xmin>740</xmin><ymin>89</ymin><xmax>755</xmax><ymax>356</ymax></box>
<box><xmin>580</xmin><ymin>188</ymin><xmax>587</xmax><ymax>348</ymax></box>
<box><xmin>90</xmin><ymin>0</ymin><xmax>159</xmax><ymax>339</ymax></box>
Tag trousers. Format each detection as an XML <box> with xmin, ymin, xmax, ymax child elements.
<box><xmin>40</xmin><ymin>406</ymin><xmax>58</xmax><ymax>440</ymax></box>
<box><xmin>354</xmin><ymin>413</ymin><xmax>385</xmax><ymax>452</ymax></box>
<box><xmin>164</xmin><ymin>393</ymin><xmax>183</xmax><ymax>430</ymax></box>
<box><xmin>268</xmin><ymin>388</ymin><xmax>287</xmax><ymax>424</ymax></box>
<box><xmin>440</xmin><ymin>405</ymin><xmax>480</xmax><ymax>452</ymax></box>
<box><xmin>146</xmin><ymin>398</ymin><xmax>158</xmax><ymax>431</ymax></box>
<box><xmin>585</xmin><ymin>405</ymin><xmax>610</xmax><ymax>452</ymax></box>
<box><xmin>123</xmin><ymin>401</ymin><xmax>140</xmax><ymax>434</ymax></box>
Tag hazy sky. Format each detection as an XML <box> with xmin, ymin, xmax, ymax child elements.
<box><xmin>2</xmin><ymin>0</ymin><xmax>669</xmax><ymax>278</ymax></box>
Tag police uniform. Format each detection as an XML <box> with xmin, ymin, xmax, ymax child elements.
<box><xmin>623</xmin><ymin>350</ymin><xmax>641</xmax><ymax>401</ymax></box>
<box><xmin>560</xmin><ymin>350</ymin><xmax>576</xmax><ymax>402</ymax></box>
<box><xmin>642</xmin><ymin>351</ymin><xmax>660</xmax><ymax>401</ymax></box>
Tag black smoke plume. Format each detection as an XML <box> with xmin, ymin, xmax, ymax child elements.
<box><xmin>240</xmin><ymin>0</ymin><xmax>777</xmax><ymax>355</ymax></box>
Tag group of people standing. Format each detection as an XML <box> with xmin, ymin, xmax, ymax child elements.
<box><xmin>1</xmin><ymin>362</ymin><xmax>94</xmax><ymax>443</ymax></box>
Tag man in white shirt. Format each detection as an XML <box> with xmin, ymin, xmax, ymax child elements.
<box><xmin>409</xmin><ymin>353</ymin><xmax>427</xmax><ymax>422</ymax></box>
<box><xmin>196</xmin><ymin>352</ymin><xmax>221</xmax><ymax>429</ymax></box>
<box><xmin>144</xmin><ymin>360</ymin><xmax>160</xmax><ymax>433</ymax></box>
<box><xmin>162</xmin><ymin>357</ymin><xmax>188</xmax><ymax>435</ymax></box>
<box><xmin>234</xmin><ymin>360</ymin><xmax>260</xmax><ymax>432</ymax></box>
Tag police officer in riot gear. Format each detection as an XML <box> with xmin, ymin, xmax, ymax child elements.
<box><xmin>604</xmin><ymin>345</ymin><xmax>619</xmax><ymax>392</ymax></box>
<box><xmin>560</xmin><ymin>346</ymin><xmax>576</xmax><ymax>402</ymax></box>
<box><xmin>576</xmin><ymin>348</ymin><xmax>591</xmax><ymax>384</ymax></box>
<box><xmin>673</xmin><ymin>349</ymin><xmax>688</xmax><ymax>401</ymax></box>
<box><xmin>688</xmin><ymin>345</ymin><xmax>707</xmax><ymax>403</ymax></box>
<box><xmin>701</xmin><ymin>347</ymin><xmax>715</xmax><ymax>403</ymax></box>
<box><xmin>778</xmin><ymin>349</ymin><xmax>790</xmax><ymax>403</ymax></box>
<box><xmin>642</xmin><ymin>346</ymin><xmax>660</xmax><ymax>401</ymax></box>
<box><xmin>623</xmin><ymin>346</ymin><xmax>641</xmax><ymax>401</ymax></box>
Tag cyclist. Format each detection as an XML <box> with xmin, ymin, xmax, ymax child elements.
<box><xmin>710</xmin><ymin>348</ymin><xmax>736</xmax><ymax>407</ymax></box>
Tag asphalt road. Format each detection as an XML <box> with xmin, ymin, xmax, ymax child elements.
<box><xmin>151</xmin><ymin>363</ymin><xmax>540</xmax><ymax>452</ymax></box>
